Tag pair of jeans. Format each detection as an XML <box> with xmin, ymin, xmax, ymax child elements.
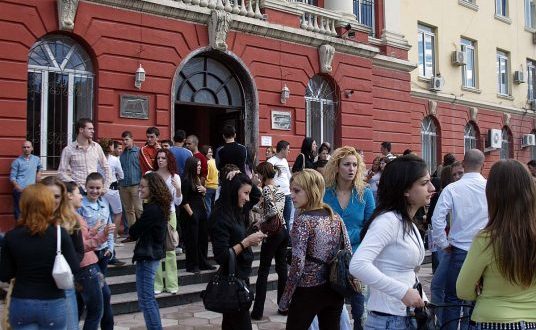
<box><xmin>12</xmin><ymin>189</ymin><xmax>22</xmax><ymax>221</ymax></box>
<box><xmin>286</xmin><ymin>283</ymin><xmax>344</xmax><ymax>330</ymax></box>
<box><xmin>431</xmin><ymin>248</ymin><xmax>451</xmax><ymax>325</ymax></box>
<box><xmin>443</xmin><ymin>247</ymin><xmax>472</xmax><ymax>330</ymax></box>
<box><xmin>136</xmin><ymin>260</ymin><xmax>162</xmax><ymax>330</ymax></box>
<box><xmin>350</xmin><ymin>292</ymin><xmax>365</xmax><ymax>330</ymax></box>
<box><xmin>364</xmin><ymin>312</ymin><xmax>417</xmax><ymax>330</ymax></box>
<box><xmin>76</xmin><ymin>264</ymin><xmax>105</xmax><ymax>330</ymax></box>
<box><xmin>251</xmin><ymin>228</ymin><xmax>288</xmax><ymax>319</ymax></box>
<box><xmin>283</xmin><ymin>195</ymin><xmax>293</xmax><ymax>234</ymax></box>
<box><xmin>65</xmin><ymin>288</ymin><xmax>79</xmax><ymax>329</ymax></box>
<box><xmin>204</xmin><ymin>188</ymin><xmax>217</xmax><ymax>217</ymax></box>
<box><xmin>155</xmin><ymin>212</ymin><xmax>179</xmax><ymax>292</ymax></box>
<box><xmin>9</xmin><ymin>297</ymin><xmax>66</xmax><ymax>330</ymax></box>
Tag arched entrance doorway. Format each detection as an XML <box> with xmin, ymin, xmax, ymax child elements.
<box><xmin>173</xmin><ymin>51</ymin><xmax>257</xmax><ymax>151</ymax></box>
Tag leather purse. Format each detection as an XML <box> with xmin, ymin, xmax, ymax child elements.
<box><xmin>200</xmin><ymin>248</ymin><xmax>254</xmax><ymax>313</ymax></box>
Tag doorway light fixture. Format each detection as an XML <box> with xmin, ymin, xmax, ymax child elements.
<box><xmin>135</xmin><ymin>64</ymin><xmax>146</xmax><ymax>89</ymax></box>
<box><xmin>280</xmin><ymin>84</ymin><xmax>290</xmax><ymax>104</ymax></box>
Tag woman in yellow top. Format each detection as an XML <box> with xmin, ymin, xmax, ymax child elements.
<box><xmin>457</xmin><ymin>159</ymin><xmax>536</xmax><ymax>329</ymax></box>
<box><xmin>201</xmin><ymin>145</ymin><xmax>219</xmax><ymax>216</ymax></box>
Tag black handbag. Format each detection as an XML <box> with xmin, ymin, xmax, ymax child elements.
<box><xmin>200</xmin><ymin>248</ymin><xmax>254</xmax><ymax>313</ymax></box>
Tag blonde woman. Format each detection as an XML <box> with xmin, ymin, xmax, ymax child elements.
<box><xmin>279</xmin><ymin>169</ymin><xmax>352</xmax><ymax>330</ymax></box>
<box><xmin>322</xmin><ymin>146</ymin><xmax>375</xmax><ymax>330</ymax></box>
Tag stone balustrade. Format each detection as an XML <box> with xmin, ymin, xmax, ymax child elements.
<box><xmin>173</xmin><ymin>0</ymin><xmax>264</xmax><ymax>19</ymax></box>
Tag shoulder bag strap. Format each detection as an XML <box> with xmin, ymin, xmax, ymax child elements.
<box><xmin>56</xmin><ymin>225</ymin><xmax>62</xmax><ymax>255</ymax></box>
<box><xmin>338</xmin><ymin>218</ymin><xmax>345</xmax><ymax>250</ymax></box>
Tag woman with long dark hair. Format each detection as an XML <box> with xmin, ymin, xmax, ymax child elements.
<box><xmin>292</xmin><ymin>137</ymin><xmax>317</xmax><ymax>173</ymax></box>
<box><xmin>350</xmin><ymin>155</ymin><xmax>434</xmax><ymax>330</ymax></box>
<box><xmin>456</xmin><ymin>160</ymin><xmax>536</xmax><ymax>328</ymax></box>
<box><xmin>279</xmin><ymin>169</ymin><xmax>352</xmax><ymax>330</ymax></box>
<box><xmin>151</xmin><ymin>148</ymin><xmax>182</xmax><ymax>294</ymax></box>
<box><xmin>210</xmin><ymin>172</ymin><xmax>266</xmax><ymax>330</ymax></box>
<box><xmin>250</xmin><ymin>162</ymin><xmax>288</xmax><ymax>320</ymax></box>
<box><xmin>0</xmin><ymin>184</ymin><xmax>80</xmax><ymax>329</ymax></box>
<box><xmin>129</xmin><ymin>172</ymin><xmax>173</xmax><ymax>329</ymax></box>
<box><xmin>181</xmin><ymin>156</ymin><xmax>212</xmax><ymax>273</ymax></box>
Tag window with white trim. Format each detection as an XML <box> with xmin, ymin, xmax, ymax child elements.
<box><xmin>461</xmin><ymin>38</ymin><xmax>476</xmax><ymax>88</ymax></box>
<box><xmin>497</xmin><ymin>50</ymin><xmax>509</xmax><ymax>96</ymax></box>
<box><xmin>500</xmin><ymin>127</ymin><xmax>512</xmax><ymax>159</ymax></box>
<box><xmin>27</xmin><ymin>35</ymin><xmax>94</xmax><ymax>170</ymax></box>
<box><xmin>421</xmin><ymin>116</ymin><xmax>438</xmax><ymax>172</ymax></box>
<box><xmin>528</xmin><ymin>60</ymin><xmax>536</xmax><ymax>101</ymax></box>
<box><xmin>305</xmin><ymin>76</ymin><xmax>337</xmax><ymax>146</ymax></box>
<box><xmin>464</xmin><ymin>122</ymin><xmax>479</xmax><ymax>152</ymax></box>
<box><xmin>496</xmin><ymin>0</ymin><xmax>508</xmax><ymax>17</ymax></box>
<box><xmin>525</xmin><ymin>0</ymin><xmax>535</xmax><ymax>28</ymax></box>
<box><xmin>417</xmin><ymin>24</ymin><xmax>436</xmax><ymax>78</ymax></box>
<box><xmin>353</xmin><ymin>0</ymin><xmax>375</xmax><ymax>35</ymax></box>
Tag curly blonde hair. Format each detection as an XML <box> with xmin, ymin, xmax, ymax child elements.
<box><xmin>323</xmin><ymin>146</ymin><xmax>367</xmax><ymax>202</ymax></box>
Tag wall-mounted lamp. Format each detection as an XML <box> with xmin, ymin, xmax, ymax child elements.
<box><xmin>280</xmin><ymin>84</ymin><xmax>290</xmax><ymax>104</ymax></box>
<box><xmin>344</xmin><ymin>89</ymin><xmax>354</xmax><ymax>98</ymax></box>
<box><xmin>135</xmin><ymin>64</ymin><xmax>146</xmax><ymax>89</ymax></box>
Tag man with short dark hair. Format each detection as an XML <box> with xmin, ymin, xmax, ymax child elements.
<box><xmin>119</xmin><ymin>131</ymin><xmax>143</xmax><ymax>232</ymax></box>
<box><xmin>380</xmin><ymin>141</ymin><xmax>395</xmax><ymax>161</ymax></box>
<box><xmin>215</xmin><ymin>125</ymin><xmax>247</xmax><ymax>174</ymax></box>
<box><xmin>161</xmin><ymin>139</ymin><xmax>172</xmax><ymax>149</ymax></box>
<box><xmin>10</xmin><ymin>141</ymin><xmax>42</xmax><ymax>220</ymax></box>
<box><xmin>169</xmin><ymin>129</ymin><xmax>192</xmax><ymax>176</ymax></box>
<box><xmin>58</xmin><ymin>118</ymin><xmax>111</xmax><ymax>192</ymax></box>
<box><xmin>186</xmin><ymin>134</ymin><xmax>208</xmax><ymax>180</ymax></box>
<box><xmin>528</xmin><ymin>160</ymin><xmax>536</xmax><ymax>178</ymax></box>
<box><xmin>139</xmin><ymin>126</ymin><xmax>160</xmax><ymax>174</ymax></box>
<box><xmin>268</xmin><ymin>140</ymin><xmax>293</xmax><ymax>230</ymax></box>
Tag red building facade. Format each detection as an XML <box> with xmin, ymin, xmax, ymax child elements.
<box><xmin>0</xmin><ymin>0</ymin><xmax>533</xmax><ymax>231</ymax></box>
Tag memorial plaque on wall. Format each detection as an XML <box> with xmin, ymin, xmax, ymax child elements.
<box><xmin>120</xmin><ymin>94</ymin><xmax>149</xmax><ymax>119</ymax></box>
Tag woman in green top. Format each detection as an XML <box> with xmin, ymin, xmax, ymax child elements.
<box><xmin>457</xmin><ymin>160</ymin><xmax>536</xmax><ymax>329</ymax></box>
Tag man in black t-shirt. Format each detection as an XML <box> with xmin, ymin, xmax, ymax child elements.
<box><xmin>215</xmin><ymin>125</ymin><xmax>247</xmax><ymax>175</ymax></box>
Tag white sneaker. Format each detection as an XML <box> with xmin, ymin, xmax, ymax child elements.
<box><xmin>175</xmin><ymin>247</ymin><xmax>183</xmax><ymax>254</ymax></box>
<box><xmin>154</xmin><ymin>290</ymin><xmax>162</xmax><ymax>295</ymax></box>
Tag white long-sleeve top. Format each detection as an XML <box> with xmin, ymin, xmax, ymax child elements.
<box><xmin>350</xmin><ymin>211</ymin><xmax>424</xmax><ymax>316</ymax></box>
<box><xmin>431</xmin><ymin>172</ymin><xmax>487</xmax><ymax>251</ymax></box>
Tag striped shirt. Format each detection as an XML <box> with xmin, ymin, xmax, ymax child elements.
<box><xmin>57</xmin><ymin>140</ymin><xmax>111</xmax><ymax>191</ymax></box>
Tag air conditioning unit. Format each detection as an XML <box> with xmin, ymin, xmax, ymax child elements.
<box><xmin>522</xmin><ymin>134</ymin><xmax>536</xmax><ymax>147</ymax></box>
<box><xmin>514</xmin><ymin>71</ymin><xmax>525</xmax><ymax>84</ymax></box>
<box><xmin>451</xmin><ymin>51</ymin><xmax>466</xmax><ymax>66</ymax></box>
<box><xmin>429</xmin><ymin>76</ymin><xmax>445</xmax><ymax>92</ymax></box>
<box><xmin>486</xmin><ymin>129</ymin><xmax>502</xmax><ymax>149</ymax></box>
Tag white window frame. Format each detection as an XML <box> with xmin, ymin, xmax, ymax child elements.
<box><xmin>421</xmin><ymin>116</ymin><xmax>438</xmax><ymax>172</ymax></box>
<box><xmin>461</xmin><ymin>38</ymin><xmax>476</xmax><ymax>88</ymax></box>
<box><xmin>305</xmin><ymin>76</ymin><xmax>337</xmax><ymax>145</ymax></box>
<box><xmin>417</xmin><ymin>24</ymin><xmax>436</xmax><ymax>79</ymax></box>
<box><xmin>497</xmin><ymin>51</ymin><xmax>510</xmax><ymax>96</ymax></box>
<box><xmin>525</xmin><ymin>0</ymin><xmax>536</xmax><ymax>29</ymax></box>
<box><xmin>528</xmin><ymin>60</ymin><xmax>536</xmax><ymax>101</ymax></box>
<box><xmin>464</xmin><ymin>122</ymin><xmax>478</xmax><ymax>153</ymax></box>
<box><xmin>496</xmin><ymin>0</ymin><xmax>508</xmax><ymax>17</ymax></box>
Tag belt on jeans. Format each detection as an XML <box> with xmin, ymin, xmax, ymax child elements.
<box><xmin>370</xmin><ymin>311</ymin><xmax>396</xmax><ymax>317</ymax></box>
<box><xmin>470</xmin><ymin>321</ymin><xmax>536</xmax><ymax>329</ymax></box>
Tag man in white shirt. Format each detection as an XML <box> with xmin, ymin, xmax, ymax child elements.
<box><xmin>380</xmin><ymin>141</ymin><xmax>396</xmax><ymax>161</ymax></box>
<box><xmin>431</xmin><ymin>149</ymin><xmax>487</xmax><ymax>330</ymax></box>
<box><xmin>268</xmin><ymin>140</ymin><xmax>293</xmax><ymax>232</ymax></box>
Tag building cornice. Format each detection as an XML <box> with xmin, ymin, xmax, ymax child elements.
<box><xmin>84</xmin><ymin>0</ymin><xmax>415</xmax><ymax>71</ymax></box>
<box><xmin>411</xmin><ymin>90</ymin><xmax>535</xmax><ymax>116</ymax></box>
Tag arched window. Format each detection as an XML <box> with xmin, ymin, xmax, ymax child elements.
<box><xmin>421</xmin><ymin>116</ymin><xmax>439</xmax><ymax>171</ymax></box>
<box><xmin>305</xmin><ymin>75</ymin><xmax>337</xmax><ymax>145</ymax></box>
<box><xmin>500</xmin><ymin>126</ymin><xmax>513</xmax><ymax>159</ymax></box>
<box><xmin>464</xmin><ymin>122</ymin><xmax>479</xmax><ymax>152</ymax></box>
<box><xmin>27</xmin><ymin>35</ymin><xmax>94</xmax><ymax>170</ymax></box>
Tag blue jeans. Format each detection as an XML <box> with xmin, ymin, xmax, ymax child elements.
<box><xmin>94</xmin><ymin>250</ymin><xmax>114</xmax><ymax>330</ymax></box>
<box><xmin>443</xmin><ymin>247</ymin><xmax>472</xmax><ymax>330</ymax></box>
<box><xmin>364</xmin><ymin>312</ymin><xmax>416</xmax><ymax>330</ymax></box>
<box><xmin>9</xmin><ymin>297</ymin><xmax>67</xmax><ymax>330</ymax></box>
<box><xmin>204</xmin><ymin>188</ymin><xmax>217</xmax><ymax>217</ymax></box>
<box><xmin>350</xmin><ymin>292</ymin><xmax>365</xmax><ymax>330</ymax></box>
<box><xmin>431</xmin><ymin>249</ymin><xmax>450</xmax><ymax>325</ymax></box>
<box><xmin>65</xmin><ymin>288</ymin><xmax>79</xmax><ymax>330</ymax></box>
<box><xmin>13</xmin><ymin>189</ymin><xmax>22</xmax><ymax>221</ymax></box>
<box><xmin>75</xmin><ymin>264</ymin><xmax>104</xmax><ymax>330</ymax></box>
<box><xmin>136</xmin><ymin>260</ymin><xmax>162</xmax><ymax>330</ymax></box>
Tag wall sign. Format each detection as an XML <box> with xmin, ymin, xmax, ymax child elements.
<box><xmin>271</xmin><ymin>110</ymin><xmax>291</xmax><ymax>130</ymax></box>
<box><xmin>120</xmin><ymin>94</ymin><xmax>149</xmax><ymax>119</ymax></box>
<box><xmin>261</xmin><ymin>136</ymin><xmax>272</xmax><ymax>147</ymax></box>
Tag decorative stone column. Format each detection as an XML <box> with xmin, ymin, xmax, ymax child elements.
<box><xmin>323</xmin><ymin>0</ymin><xmax>356</xmax><ymax>21</ymax></box>
<box><xmin>380</xmin><ymin>0</ymin><xmax>410</xmax><ymax>50</ymax></box>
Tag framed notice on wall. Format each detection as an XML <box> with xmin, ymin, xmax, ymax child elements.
<box><xmin>271</xmin><ymin>110</ymin><xmax>291</xmax><ymax>130</ymax></box>
<box><xmin>120</xmin><ymin>94</ymin><xmax>149</xmax><ymax>119</ymax></box>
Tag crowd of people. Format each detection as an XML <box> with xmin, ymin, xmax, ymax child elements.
<box><xmin>1</xmin><ymin>117</ymin><xmax>536</xmax><ymax>330</ymax></box>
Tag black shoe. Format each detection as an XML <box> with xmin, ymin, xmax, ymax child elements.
<box><xmin>199</xmin><ymin>264</ymin><xmax>216</xmax><ymax>271</ymax></box>
<box><xmin>120</xmin><ymin>237</ymin><xmax>135</xmax><ymax>243</ymax></box>
<box><xmin>186</xmin><ymin>267</ymin><xmax>200</xmax><ymax>274</ymax></box>
<box><xmin>277</xmin><ymin>309</ymin><xmax>288</xmax><ymax>316</ymax></box>
<box><xmin>108</xmin><ymin>258</ymin><xmax>126</xmax><ymax>266</ymax></box>
<box><xmin>250</xmin><ymin>311</ymin><xmax>262</xmax><ymax>320</ymax></box>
